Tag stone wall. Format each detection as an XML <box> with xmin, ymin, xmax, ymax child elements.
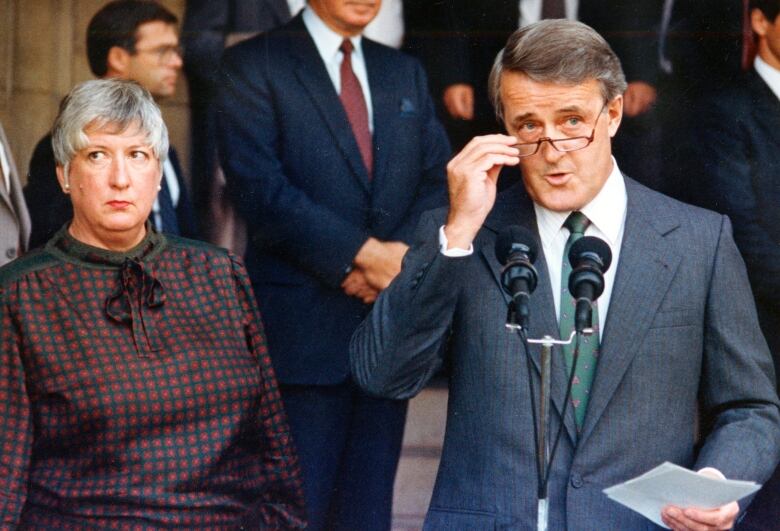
<box><xmin>0</xmin><ymin>0</ymin><xmax>189</xmax><ymax>183</ymax></box>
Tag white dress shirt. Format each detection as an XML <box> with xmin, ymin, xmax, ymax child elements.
<box><xmin>440</xmin><ymin>158</ymin><xmax>627</xmax><ymax>338</ymax></box>
<box><xmin>533</xmin><ymin>159</ymin><xmax>626</xmax><ymax>336</ymax></box>
<box><xmin>151</xmin><ymin>158</ymin><xmax>181</xmax><ymax>232</ymax></box>
<box><xmin>519</xmin><ymin>0</ymin><xmax>579</xmax><ymax>27</ymax></box>
<box><xmin>754</xmin><ymin>55</ymin><xmax>780</xmax><ymax>103</ymax></box>
<box><xmin>286</xmin><ymin>0</ymin><xmax>305</xmax><ymax>17</ymax></box>
<box><xmin>302</xmin><ymin>6</ymin><xmax>374</xmax><ymax>132</ymax></box>
<box><xmin>0</xmin><ymin>136</ymin><xmax>10</xmax><ymax>192</ymax></box>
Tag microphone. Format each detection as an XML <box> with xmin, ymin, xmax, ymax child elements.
<box><xmin>495</xmin><ymin>225</ymin><xmax>539</xmax><ymax>330</ymax></box>
<box><xmin>568</xmin><ymin>236</ymin><xmax>612</xmax><ymax>334</ymax></box>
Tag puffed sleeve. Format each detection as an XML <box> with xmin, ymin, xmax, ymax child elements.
<box><xmin>229</xmin><ymin>255</ymin><xmax>307</xmax><ymax>529</ymax></box>
<box><xmin>0</xmin><ymin>286</ymin><xmax>33</xmax><ymax>525</ymax></box>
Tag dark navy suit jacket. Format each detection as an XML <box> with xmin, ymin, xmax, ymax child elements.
<box><xmin>216</xmin><ymin>14</ymin><xmax>451</xmax><ymax>385</ymax></box>
<box><xmin>690</xmin><ymin>70</ymin><xmax>780</xmax><ymax>386</ymax></box>
<box><xmin>24</xmin><ymin>134</ymin><xmax>199</xmax><ymax>249</ymax></box>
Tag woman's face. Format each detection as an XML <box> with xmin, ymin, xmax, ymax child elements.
<box><xmin>56</xmin><ymin>122</ymin><xmax>162</xmax><ymax>251</ymax></box>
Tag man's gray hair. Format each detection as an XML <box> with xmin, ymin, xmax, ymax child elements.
<box><xmin>488</xmin><ymin>19</ymin><xmax>627</xmax><ymax>121</ymax></box>
<box><xmin>52</xmin><ymin>78</ymin><xmax>169</xmax><ymax>175</ymax></box>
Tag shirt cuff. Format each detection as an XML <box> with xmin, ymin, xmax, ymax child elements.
<box><xmin>439</xmin><ymin>225</ymin><xmax>474</xmax><ymax>257</ymax></box>
<box><xmin>697</xmin><ymin>467</ymin><xmax>726</xmax><ymax>480</ymax></box>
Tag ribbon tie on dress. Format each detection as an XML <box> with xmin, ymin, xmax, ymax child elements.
<box><xmin>106</xmin><ymin>258</ymin><xmax>166</xmax><ymax>357</ymax></box>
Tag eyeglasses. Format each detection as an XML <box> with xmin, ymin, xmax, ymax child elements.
<box><xmin>513</xmin><ymin>102</ymin><xmax>608</xmax><ymax>158</ymax></box>
<box><xmin>134</xmin><ymin>44</ymin><xmax>183</xmax><ymax>64</ymax></box>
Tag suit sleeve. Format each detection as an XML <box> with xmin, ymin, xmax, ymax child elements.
<box><xmin>217</xmin><ymin>42</ymin><xmax>372</xmax><ymax>288</ymax></box>
<box><xmin>351</xmin><ymin>211</ymin><xmax>465</xmax><ymax>399</ymax></box>
<box><xmin>691</xmin><ymin>96</ymin><xmax>780</xmax><ymax>304</ymax></box>
<box><xmin>181</xmin><ymin>0</ymin><xmax>230</xmax><ymax>92</ymax></box>
<box><xmin>24</xmin><ymin>136</ymin><xmax>72</xmax><ymax>250</ymax></box>
<box><xmin>229</xmin><ymin>255</ymin><xmax>307</xmax><ymax>528</ymax></box>
<box><xmin>694</xmin><ymin>216</ymin><xmax>780</xmax><ymax>484</ymax></box>
<box><xmin>0</xmin><ymin>287</ymin><xmax>32</xmax><ymax>525</ymax></box>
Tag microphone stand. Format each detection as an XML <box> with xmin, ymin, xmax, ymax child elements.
<box><xmin>507</xmin><ymin>318</ymin><xmax>578</xmax><ymax>531</ymax></box>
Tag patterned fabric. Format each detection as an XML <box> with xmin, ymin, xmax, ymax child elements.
<box><xmin>558</xmin><ymin>211</ymin><xmax>600</xmax><ymax>430</ymax></box>
<box><xmin>0</xmin><ymin>225</ymin><xmax>306</xmax><ymax>529</ymax></box>
<box><xmin>339</xmin><ymin>39</ymin><xmax>373</xmax><ymax>176</ymax></box>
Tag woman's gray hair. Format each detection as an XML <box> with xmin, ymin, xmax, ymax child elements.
<box><xmin>51</xmin><ymin>78</ymin><xmax>169</xmax><ymax>176</ymax></box>
<box><xmin>488</xmin><ymin>19</ymin><xmax>627</xmax><ymax>121</ymax></box>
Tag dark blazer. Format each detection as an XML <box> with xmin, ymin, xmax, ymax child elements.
<box><xmin>216</xmin><ymin>14</ymin><xmax>451</xmax><ymax>385</ymax></box>
<box><xmin>24</xmin><ymin>134</ymin><xmax>199</xmax><ymax>249</ymax></box>
<box><xmin>687</xmin><ymin>71</ymin><xmax>780</xmax><ymax>530</ymax></box>
<box><xmin>351</xmin><ymin>178</ymin><xmax>780</xmax><ymax>529</ymax></box>
<box><xmin>0</xmin><ymin>122</ymin><xmax>30</xmax><ymax>266</ymax></box>
<box><xmin>182</xmin><ymin>0</ymin><xmax>294</xmax><ymax>212</ymax></box>
<box><xmin>689</xmin><ymin>70</ymin><xmax>780</xmax><ymax>383</ymax></box>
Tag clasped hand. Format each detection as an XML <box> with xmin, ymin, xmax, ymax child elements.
<box><xmin>342</xmin><ymin>238</ymin><xmax>409</xmax><ymax>303</ymax></box>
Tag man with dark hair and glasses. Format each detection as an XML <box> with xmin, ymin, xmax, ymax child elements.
<box><xmin>351</xmin><ymin>19</ymin><xmax>780</xmax><ymax>530</ymax></box>
<box><xmin>688</xmin><ymin>2</ymin><xmax>780</xmax><ymax>528</ymax></box>
<box><xmin>23</xmin><ymin>0</ymin><xmax>199</xmax><ymax>249</ymax></box>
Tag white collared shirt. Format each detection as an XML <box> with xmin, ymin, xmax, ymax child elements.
<box><xmin>286</xmin><ymin>0</ymin><xmax>305</xmax><ymax>17</ymax></box>
<box><xmin>519</xmin><ymin>0</ymin><xmax>579</xmax><ymax>27</ymax></box>
<box><xmin>0</xmin><ymin>137</ymin><xmax>10</xmax><ymax>192</ymax></box>
<box><xmin>302</xmin><ymin>6</ymin><xmax>374</xmax><ymax>132</ymax></box>
<box><xmin>151</xmin><ymin>158</ymin><xmax>180</xmax><ymax>231</ymax></box>
<box><xmin>534</xmin><ymin>158</ymin><xmax>627</xmax><ymax>336</ymax></box>
<box><xmin>439</xmin><ymin>157</ymin><xmax>627</xmax><ymax>338</ymax></box>
<box><xmin>754</xmin><ymin>55</ymin><xmax>780</xmax><ymax>103</ymax></box>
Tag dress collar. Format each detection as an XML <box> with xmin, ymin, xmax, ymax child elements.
<box><xmin>46</xmin><ymin>222</ymin><xmax>166</xmax><ymax>268</ymax></box>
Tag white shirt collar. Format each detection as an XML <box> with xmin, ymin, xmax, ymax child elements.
<box><xmin>302</xmin><ymin>6</ymin><xmax>363</xmax><ymax>64</ymax></box>
<box><xmin>534</xmin><ymin>157</ymin><xmax>627</xmax><ymax>247</ymax></box>
<box><xmin>754</xmin><ymin>55</ymin><xmax>780</xmax><ymax>103</ymax></box>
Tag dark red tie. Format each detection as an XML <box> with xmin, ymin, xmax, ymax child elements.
<box><xmin>542</xmin><ymin>0</ymin><xmax>566</xmax><ymax>19</ymax></box>
<box><xmin>339</xmin><ymin>39</ymin><xmax>373</xmax><ymax>176</ymax></box>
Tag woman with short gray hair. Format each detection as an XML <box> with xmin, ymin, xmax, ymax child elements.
<box><xmin>0</xmin><ymin>78</ymin><xmax>306</xmax><ymax>528</ymax></box>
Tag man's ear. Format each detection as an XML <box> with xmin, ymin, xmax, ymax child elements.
<box><xmin>751</xmin><ymin>8</ymin><xmax>770</xmax><ymax>38</ymax></box>
<box><xmin>106</xmin><ymin>46</ymin><xmax>131</xmax><ymax>77</ymax></box>
<box><xmin>607</xmin><ymin>95</ymin><xmax>623</xmax><ymax>138</ymax></box>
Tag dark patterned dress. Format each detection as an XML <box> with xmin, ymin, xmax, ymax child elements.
<box><xmin>0</xmin><ymin>226</ymin><xmax>306</xmax><ymax>529</ymax></box>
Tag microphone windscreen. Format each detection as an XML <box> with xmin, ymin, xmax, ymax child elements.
<box><xmin>495</xmin><ymin>225</ymin><xmax>539</xmax><ymax>265</ymax></box>
<box><xmin>569</xmin><ymin>236</ymin><xmax>612</xmax><ymax>271</ymax></box>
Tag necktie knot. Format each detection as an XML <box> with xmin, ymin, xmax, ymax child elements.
<box><xmin>564</xmin><ymin>211</ymin><xmax>590</xmax><ymax>236</ymax></box>
<box><xmin>340</xmin><ymin>39</ymin><xmax>354</xmax><ymax>56</ymax></box>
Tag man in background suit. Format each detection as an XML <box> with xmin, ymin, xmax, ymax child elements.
<box><xmin>352</xmin><ymin>19</ymin><xmax>780</xmax><ymax>530</ymax></box>
<box><xmin>24</xmin><ymin>0</ymin><xmax>198</xmax><ymax>249</ymax></box>
<box><xmin>216</xmin><ymin>1</ymin><xmax>451</xmax><ymax>529</ymax></box>
<box><xmin>181</xmin><ymin>0</ymin><xmax>296</xmax><ymax>248</ymax></box>
<box><xmin>0</xmin><ymin>121</ymin><xmax>30</xmax><ymax>266</ymax></box>
<box><xmin>688</xmin><ymin>2</ymin><xmax>780</xmax><ymax>527</ymax></box>
<box><xmin>432</xmin><ymin>1</ymin><xmax>664</xmax><ymax>191</ymax></box>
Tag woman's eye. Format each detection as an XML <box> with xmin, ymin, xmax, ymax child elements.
<box><xmin>130</xmin><ymin>150</ymin><xmax>149</xmax><ymax>160</ymax></box>
<box><xmin>87</xmin><ymin>151</ymin><xmax>106</xmax><ymax>161</ymax></box>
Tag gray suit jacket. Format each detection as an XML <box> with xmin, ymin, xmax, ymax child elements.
<box><xmin>0</xmin><ymin>122</ymin><xmax>30</xmax><ymax>266</ymax></box>
<box><xmin>351</xmin><ymin>177</ymin><xmax>780</xmax><ymax>529</ymax></box>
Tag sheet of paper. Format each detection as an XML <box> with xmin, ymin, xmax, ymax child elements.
<box><xmin>603</xmin><ymin>462</ymin><xmax>761</xmax><ymax>528</ymax></box>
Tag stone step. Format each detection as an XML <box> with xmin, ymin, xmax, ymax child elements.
<box><xmin>392</xmin><ymin>383</ymin><xmax>448</xmax><ymax>531</ymax></box>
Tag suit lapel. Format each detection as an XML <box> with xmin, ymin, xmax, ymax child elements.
<box><xmin>364</xmin><ymin>40</ymin><xmax>394</xmax><ymax>202</ymax></box>
<box><xmin>578</xmin><ymin>179</ymin><xmax>682</xmax><ymax>446</ymax></box>
<box><xmin>749</xmin><ymin>71</ymin><xmax>780</xmax><ymax>143</ymax></box>
<box><xmin>289</xmin><ymin>18</ymin><xmax>372</xmax><ymax>192</ymax></box>
<box><xmin>478</xmin><ymin>182</ymin><xmax>578</xmax><ymax>444</ymax></box>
